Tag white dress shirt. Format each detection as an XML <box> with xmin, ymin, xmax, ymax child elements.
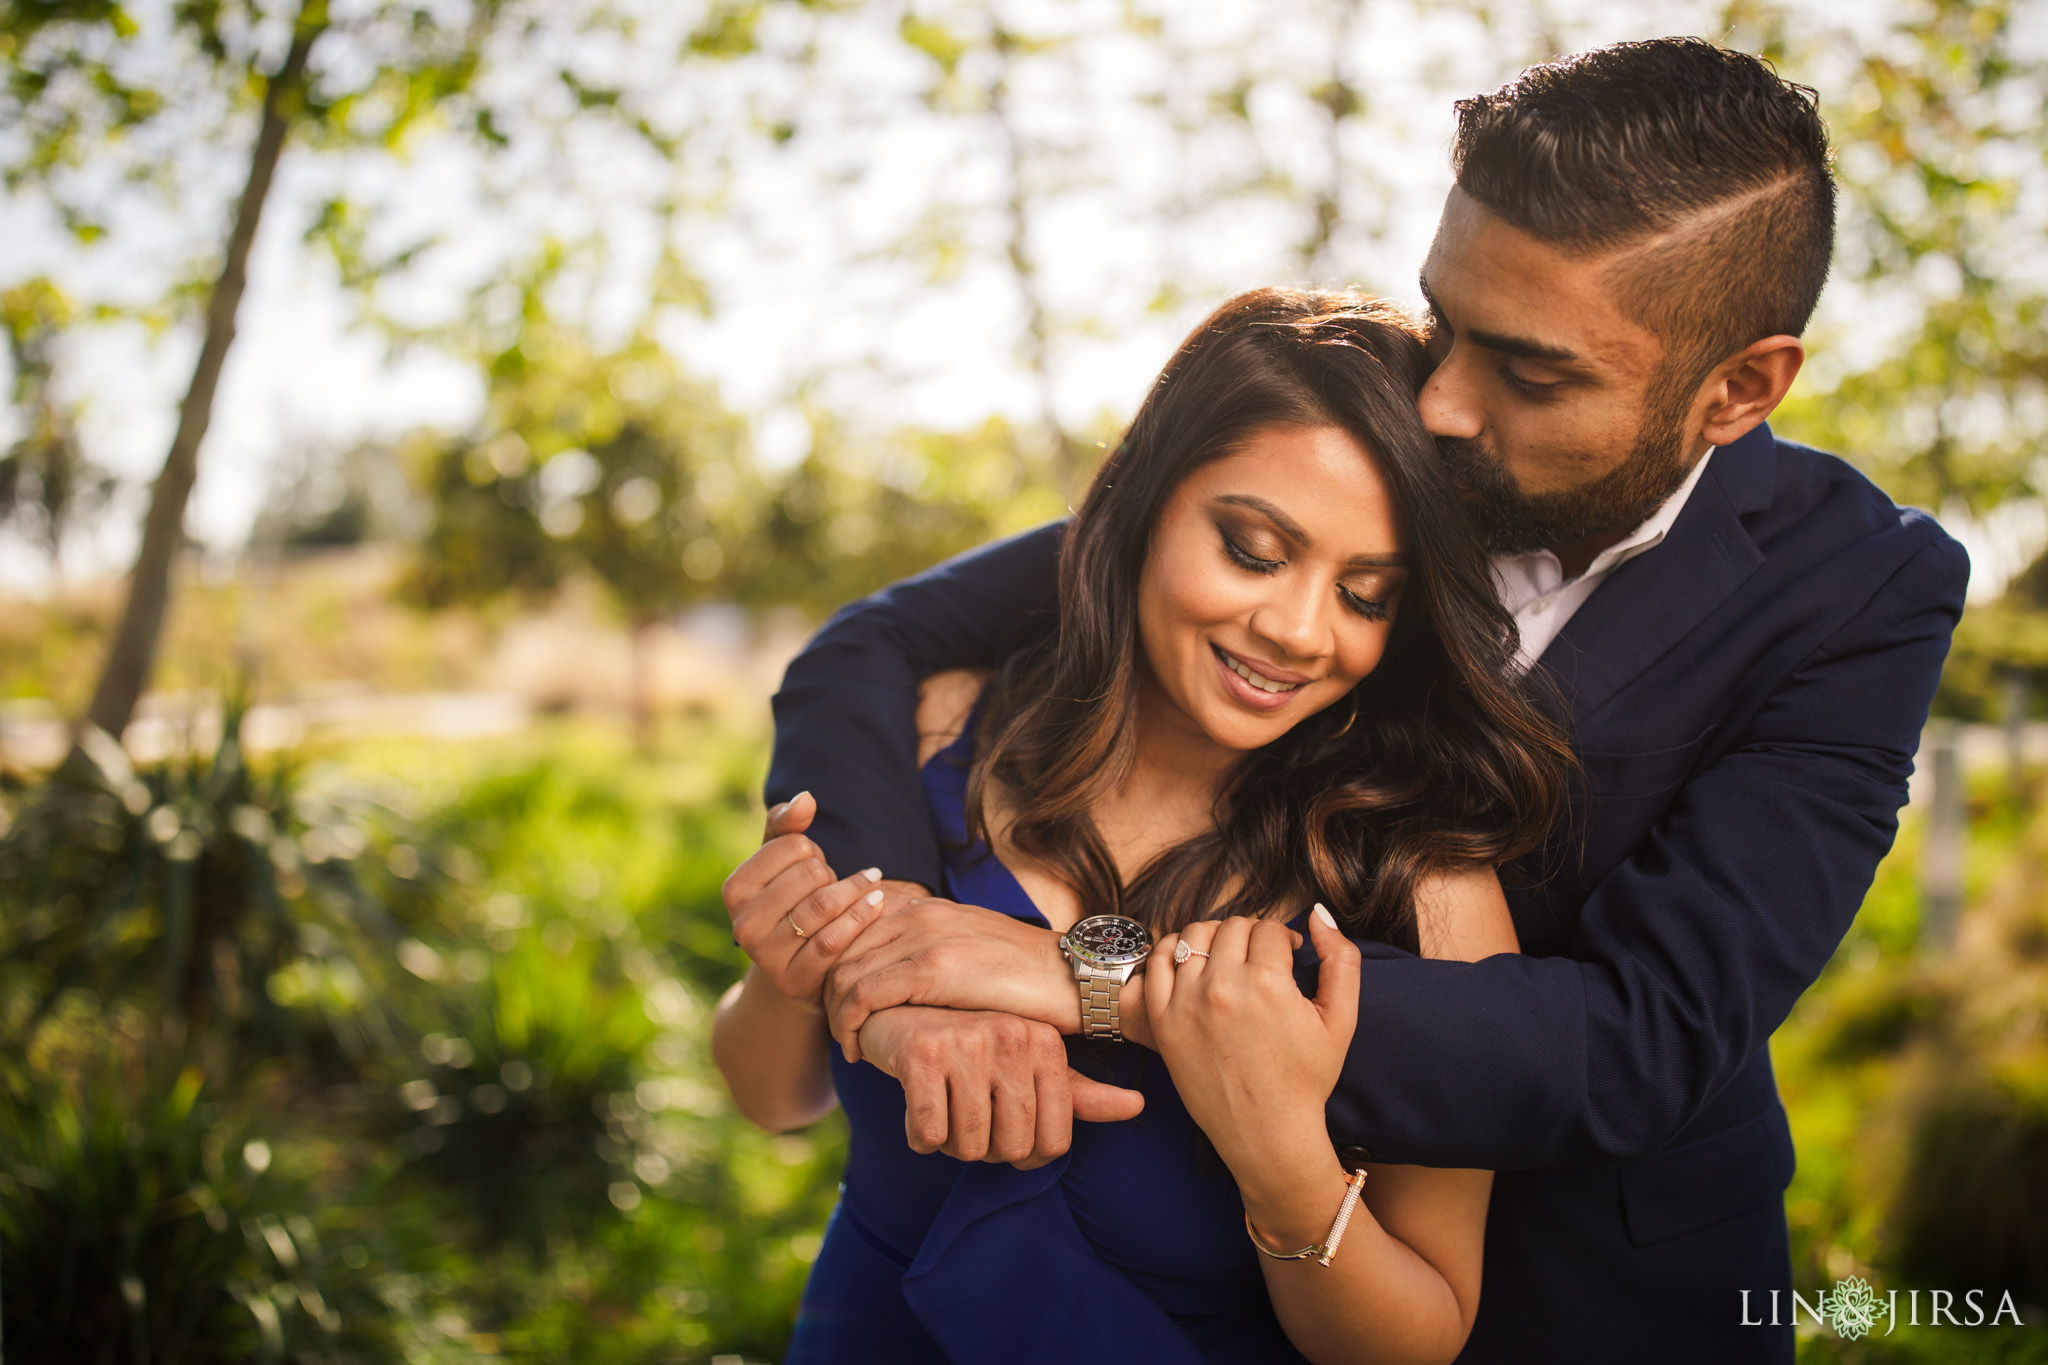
<box><xmin>1493</xmin><ymin>448</ymin><xmax>1715</xmax><ymax>671</ymax></box>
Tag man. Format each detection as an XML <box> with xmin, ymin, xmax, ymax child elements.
<box><xmin>747</xmin><ymin>38</ymin><xmax>1967</xmax><ymax>1362</ymax></box>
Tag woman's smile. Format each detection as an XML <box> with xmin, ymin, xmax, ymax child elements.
<box><xmin>1211</xmin><ymin>643</ymin><xmax>1310</xmax><ymax>710</ymax></box>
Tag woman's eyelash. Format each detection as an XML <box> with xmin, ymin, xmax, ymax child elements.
<box><xmin>1225</xmin><ymin>526</ymin><xmax>1393</xmax><ymax>621</ymax></box>
<box><xmin>1220</xmin><ymin>530</ymin><xmax>1281</xmax><ymax>574</ymax></box>
<box><xmin>1340</xmin><ymin>586</ymin><xmax>1391</xmax><ymax>622</ymax></box>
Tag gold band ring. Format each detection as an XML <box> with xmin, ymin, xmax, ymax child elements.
<box><xmin>788</xmin><ymin>915</ymin><xmax>807</xmax><ymax>938</ymax></box>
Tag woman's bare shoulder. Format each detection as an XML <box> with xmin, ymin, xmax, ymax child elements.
<box><xmin>1413</xmin><ymin>866</ymin><xmax>1519</xmax><ymax>962</ymax></box>
<box><xmin>915</xmin><ymin>669</ymin><xmax>993</xmax><ymax>765</ymax></box>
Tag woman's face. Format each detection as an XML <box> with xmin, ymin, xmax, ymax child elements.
<box><xmin>1137</xmin><ymin>422</ymin><xmax>1410</xmax><ymax>754</ymax></box>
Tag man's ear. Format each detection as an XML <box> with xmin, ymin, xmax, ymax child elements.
<box><xmin>1695</xmin><ymin>335</ymin><xmax>1804</xmax><ymax>447</ymax></box>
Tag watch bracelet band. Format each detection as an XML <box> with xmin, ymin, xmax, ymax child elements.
<box><xmin>1078</xmin><ymin>967</ymin><xmax>1122</xmax><ymax>1041</ymax></box>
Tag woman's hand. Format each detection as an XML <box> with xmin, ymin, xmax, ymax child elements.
<box><xmin>1144</xmin><ymin>907</ymin><xmax>1360</xmax><ymax>1176</ymax></box>
<box><xmin>1148</xmin><ymin>908</ymin><xmax>1489</xmax><ymax>1365</ymax></box>
<box><xmin>714</xmin><ymin>793</ymin><xmax>906</xmax><ymax>1128</ymax></box>
<box><xmin>720</xmin><ymin>792</ymin><xmax>903</xmax><ymax>1009</ymax></box>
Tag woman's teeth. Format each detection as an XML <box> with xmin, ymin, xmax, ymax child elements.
<box><xmin>1221</xmin><ymin>651</ymin><xmax>1301</xmax><ymax>693</ymax></box>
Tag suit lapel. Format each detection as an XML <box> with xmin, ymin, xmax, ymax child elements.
<box><xmin>1534</xmin><ymin>424</ymin><xmax>1776</xmax><ymax>729</ymax></box>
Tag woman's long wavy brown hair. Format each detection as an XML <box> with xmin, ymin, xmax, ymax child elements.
<box><xmin>964</xmin><ymin>288</ymin><xmax>1572</xmax><ymax>951</ymax></box>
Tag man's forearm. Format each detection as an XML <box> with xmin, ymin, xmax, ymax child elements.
<box><xmin>829</xmin><ymin>901</ymin><xmax>1072</xmax><ymax>1046</ymax></box>
<box><xmin>1315</xmin><ymin>538</ymin><xmax>1964</xmax><ymax>1169</ymax></box>
<box><xmin>821</xmin><ymin>895</ymin><xmax>1170</xmax><ymax>1050</ymax></box>
<box><xmin>766</xmin><ymin>523</ymin><xmax>1066</xmax><ymax>882</ymax></box>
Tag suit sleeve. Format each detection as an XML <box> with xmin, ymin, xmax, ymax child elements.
<box><xmin>1321</xmin><ymin>533</ymin><xmax>1970</xmax><ymax>1169</ymax></box>
<box><xmin>765</xmin><ymin>522</ymin><xmax>1066</xmax><ymax>888</ymax></box>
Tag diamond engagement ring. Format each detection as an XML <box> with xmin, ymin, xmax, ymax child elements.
<box><xmin>1172</xmin><ymin>940</ymin><xmax>1209</xmax><ymax>965</ymax></box>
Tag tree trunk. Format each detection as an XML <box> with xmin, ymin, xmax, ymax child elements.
<box><xmin>82</xmin><ymin>13</ymin><xmax>323</xmax><ymax>741</ymax></box>
<box><xmin>630</xmin><ymin>617</ymin><xmax>655</xmax><ymax>751</ymax></box>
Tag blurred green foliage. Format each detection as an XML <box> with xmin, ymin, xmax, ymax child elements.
<box><xmin>1932</xmin><ymin>562</ymin><xmax>2048</xmax><ymax>722</ymax></box>
<box><xmin>0</xmin><ymin>1061</ymin><xmax>410</xmax><ymax>1364</ymax></box>
<box><xmin>0</xmin><ymin>711</ymin><xmax>394</xmax><ymax>1074</ymax></box>
<box><xmin>1777</xmin><ymin>772</ymin><xmax>2048</xmax><ymax>1362</ymax></box>
<box><xmin>0</xmin><ymin>278</ymin><xmax>114</xmax><ymax>565</ymax></box>
<box><xmin>402</xmin><ymin>299</ymin><xmax>1075</xmax><ymax>631</ymax></box>
<box><xmin>0</xmin><ymin>719</ymin><xmax>842</xmax><ymax>1361</ymax></box>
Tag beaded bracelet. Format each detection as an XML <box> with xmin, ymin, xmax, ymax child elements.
<box><xmin>1244</xmin><ymin>1167</ymin><xmax>1370</xmax><ymax>1268</ymax></box>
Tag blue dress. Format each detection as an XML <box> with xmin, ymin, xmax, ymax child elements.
<box><xmin>784</xmin><ymin>723</ymin><xmax>1315</xmax><ymax>1365</ymax></box>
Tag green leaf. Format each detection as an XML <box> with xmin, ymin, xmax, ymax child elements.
<box><xmin>899</xmin><ymin>14</ymin><xmax>966</xmax><ymax>74</ymax></box>
<box><xmin>688</xmin><ymin>2</ymin><xmax>762</xmax><ymax>59</ymax></box>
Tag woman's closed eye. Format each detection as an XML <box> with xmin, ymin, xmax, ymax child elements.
<box><xmin>1219</xmin><ymin>527</ymin><xmax>1282</xmax><ymax>575</ymax></box>
<box><xmin>1223</xmin><ymin>525</ymin><xmax>1397</xmax><ymax>622</ymax></box>
<box><xmin>1339</xmin><ymin>584</ymin><xmax>1392</xmax><ymax>622</ymax></box>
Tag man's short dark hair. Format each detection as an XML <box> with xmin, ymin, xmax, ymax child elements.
<box><xmin>1452</xmin><ymin>37</ymin><xmax>1835</xmax><ymax>387</ymax></box>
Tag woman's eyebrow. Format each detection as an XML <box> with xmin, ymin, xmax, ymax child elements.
<box><xmin>1214</xmin><ymin>494</ymin><xmax>1409</xmax><ymax>567</ymax></box>
<box><xmin>1215</xmin><ymin>494</ymin><xmax>1310</xmax><ymax>542</ymax></box>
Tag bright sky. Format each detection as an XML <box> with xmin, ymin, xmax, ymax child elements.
<box><xmin>15</xmin><ymin>0</ymin><xmax>2033</xmax><ymax>599</ymax></box>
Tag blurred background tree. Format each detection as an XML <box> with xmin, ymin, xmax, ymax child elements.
<box><xmin>405</xmin><ymin>302</ymin><xmax>764</xmax><ymax>742</ymax></box>
<box><xmin>0</xmin><ymin>278</ymin><xmax>117</xmax><ymax>579</ymax></box>
<box><xmin>1754</xmin><ymin>0</ymin><xmax>2048</xmax><ymax>514</ymax></box>
<box><xmin>1</xmin><ymin>0</ymin><xmax>775</xmax><ymax>742</ymax></box>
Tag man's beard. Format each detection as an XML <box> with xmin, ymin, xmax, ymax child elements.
<box><xmin>1437</xmin><ymin>399</ymin><xmax>1694</xmax><ymax>557</ymax></box>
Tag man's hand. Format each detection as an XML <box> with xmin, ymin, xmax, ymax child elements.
<box><xmin>857</xmin><ymin>1006</ymin><xmax>1144</xmax><ymax>1168</ymax></box>
<box><xmin>824</xmin><ymin>897</ymin><xmax>1085</xmax><ymax>1058</ymax></box>
<box><xmin>721</xmin><ymin>793</ymin><xmax>905</xmax><ymax>1008</ymax></box>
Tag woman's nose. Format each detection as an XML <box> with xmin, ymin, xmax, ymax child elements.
<box><xmin>1250</xmin><ymin>579</ymin><xmax>1331</xmax><ymax>662</ymax></box>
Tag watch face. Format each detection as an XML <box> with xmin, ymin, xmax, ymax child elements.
<box><xmin>1066</xmin><ymin>915</ymin><xmax>1152</xmax><ymax>967</ymax></box>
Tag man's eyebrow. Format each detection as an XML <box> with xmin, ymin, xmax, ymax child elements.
<box><xmin>1466</xmin><ymin>327</ymin><xmax>1581</xmax><ymax>365</ymax></box>
<box><xmin>1214</xmin><ymin>494</ymin><xmax>1409</xmax><ymax>567</ymax></box>
<box><xmin>1418</xmin><ymin>273</ymin><xmax>1581</xmax><ymax>366</ymax></box>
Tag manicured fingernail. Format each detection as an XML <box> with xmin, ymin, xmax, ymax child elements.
<box><xmin>1313</xmin><ymin>902</ymin><xmax>1337</xmax><ymax>929</ymax></box>
<box><xmin>864</xmin><ymin>889</ymin><xmax>884</xmax><ymax>907</ymax></box>
<box><xmin>794</xmin><ymin>790</ymin><xmax>812</xmax><ymax>804</ymax></box>
<box><xmin>861</xmin><ymin>867</ymin><xmax>882</xmax><ymax>883</ymax></box>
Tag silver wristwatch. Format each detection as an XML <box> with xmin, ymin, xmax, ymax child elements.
<box><xmin>1059</xmin><ymin>914</ymin><xmax>1153</xmax><ymax>1042</ymax></box>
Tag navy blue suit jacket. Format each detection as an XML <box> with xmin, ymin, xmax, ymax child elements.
<box><xmin>765</xmin><ymin>423</ymin><xmax>1968</xmax><ymax>1360</ymax></box>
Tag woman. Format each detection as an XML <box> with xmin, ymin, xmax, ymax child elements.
<box><xmin>713</xmin><ymin>289</ymin><xmax>1571</xmax><ymax>1364</ymax></box>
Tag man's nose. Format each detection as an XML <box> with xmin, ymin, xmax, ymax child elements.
<box><xmin>1418</xmin><ymin>353</ymin><xmax>1484</xmax><ymax>441</ymax></box>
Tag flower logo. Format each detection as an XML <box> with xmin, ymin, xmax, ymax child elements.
<box><xmin>1821</xmin><ymin>1276</ymin><xmax>1882</xmax><ymax>1341</ymax></box>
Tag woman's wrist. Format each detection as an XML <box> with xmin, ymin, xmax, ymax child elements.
<box><xmin>747</xmin><ymin>961</ymin><xmax>824</xmax><ymax>1017</ymax></box>
<box><xmin>1239</xmin><ymin>1155</ymin><xmax>1355</xmax><ymax>1252</ymax></box>
<box><xmin>1229</xmin><ymin>1136</ymin><xmax>1351</xmax><ymax>1249</ymax></box>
